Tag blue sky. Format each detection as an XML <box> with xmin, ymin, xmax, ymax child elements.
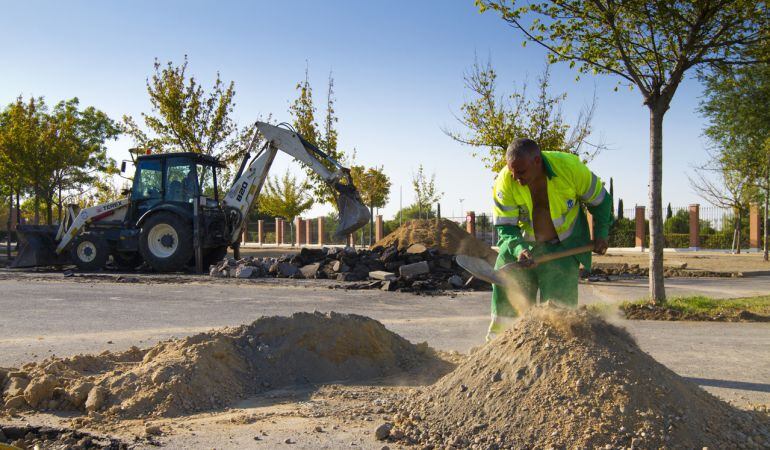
<box><xmin>1</xmin><ymin>0</ymin><xmax>713</xmax><ymax>219</ymax></box>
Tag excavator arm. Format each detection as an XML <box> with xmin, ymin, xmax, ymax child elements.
<box><xmin>222</xmin><ymin>121</ymin><xmax>370</xmax><ymax>244</ymax></box>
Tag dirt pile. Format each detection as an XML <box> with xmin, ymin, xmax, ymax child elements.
<box><xmin>384</xmin><ymin>306</ymin><xmax>770</xmax><ymax>449</ymax></box>
<box><xmin>1</xmin><ymin>312</ymin><xmax>435</xmax><ymax>420</ymax></box>
<box><xmin>375</xmin><ymin>219</ymin><xmax>497</xmax><ymax>263</ymax></box>
<box><xmin>589</xmin><ymin>262</ymin><xmax>743</xmax><ymax>278</ymax></box>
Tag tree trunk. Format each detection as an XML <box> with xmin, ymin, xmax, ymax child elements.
<box><xmin>33</xmin><ymin>186</ymin><xmax>40</xmax><ymax>225</ymax></box>
<box><xmin>648</xmin><ymin>105</ymin><xmax>666</xmax><ymax>304</ymax></box>
<box><xmin>6</xmin><ymin>193</ymin><xmax>11</xmax><ymax>259</ymax></box>
<box><xmin>57</xmin><ymin>184</ymin><xmax>62</xmax><ymax>224</ymax></box>
<box><xmin>735</xmin><ymin>208</ymin><xmax>743</xmax><ymax>255</ymax></box>
<box><xmin>762</xmin><ymin>174</ymin><xmax>770</xmax><ymax>261</ymax></box>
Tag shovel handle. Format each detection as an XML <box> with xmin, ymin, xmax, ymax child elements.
<box><xmin>534</xmin><ymin>243</ymin><xmax>595</xmax><ymax>265</ymax></box>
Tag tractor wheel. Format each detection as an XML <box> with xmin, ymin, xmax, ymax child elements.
<box><xmin>70</xmin><ymin>233</ymin><xmax>109</xmax><ymax>271</ymax></box>
<box><xmin>139</xmin><ymin>212</ymin><xmax>193</xmax><ymax>272</ymax></box>
<box><xmin>112</xmin><ymin>251</ymin><xmax>144</xmax><ymax>270</ymax></box>
<box><xmin>202</xmin><ymin>246</ymin><xmax>229</xmax><ymax>269</ymax></box>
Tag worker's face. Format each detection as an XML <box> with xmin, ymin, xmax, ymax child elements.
<box><xmin>508</xmin><ymin>154</ymin><xmax>541</xmax><ymax>186</ymax></box>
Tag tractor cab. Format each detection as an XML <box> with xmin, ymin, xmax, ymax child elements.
<box><xmin>129</xmin><ymin>152</ymin><xmax>225</xmax><ymax>221</ymax></box>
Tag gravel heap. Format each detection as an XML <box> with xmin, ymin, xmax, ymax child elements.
<box><xmin>210</xmin><ymin>244</ymin><xmax>492</xmax><ymax>293</ymax></box>
<box><xmin>379</xmin><ymin>305</ymin><xmax>770</xmax><ymax>449</ymax></box>
<box><xmin>0</xmin><ymin>312</ymin><xmax>435</xmax><ymax>420</ymax></box>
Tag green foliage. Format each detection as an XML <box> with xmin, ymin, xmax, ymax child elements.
<box><xmin>608</xmin><ymin>217</ymin><xmax>635</xmax><ymax>247</ymax></box>
<box><xmin>617</xmin><ymin>198</ymin><xmax>624</xmax><ymax>219</ymax></box>
<box><xmin>445</xmin><ymin>60</ymin><xmax>601</xmax><ymax>172</ymax></box>
<box><xmin>123</xmin><ymin>56</ymin><xmax>238</xmax><ymax>157</ymax></box>
<box><xmin>349</xmin><ymin>165</ymin><xmax>391</xmax><ymax>209</ymax></box>
<box><xmin>257</xmin><ymin>169</ymin><xmax>314</xmax><ymax>223</ymax></box>
<box><xmin>0</xmin><ymin>96</ymin><xmax>119</xmax><ymax>224</ymax></box>
<box><xmin>289</xmin><ymin>70</ymin><xmax>346</xmax><ymax>205</ymax></box>
<box><xmin>664</xmin><ymin>209</ymin><xmax>688</xmax><ymax>234</ymax></box>
<box><xmin>411</xmin><ymin>164</ymin><xmax>443</xmax><ymax>219</ymax></box>
<box><xmin>622</xmin><ymin>295</ymin><xmax>770</xmax><ymax>317</ymax></box>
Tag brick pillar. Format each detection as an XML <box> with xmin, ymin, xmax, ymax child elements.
<box><xmin>347</xmin><ymin>234</ymin><xmax>355</xmax><ymax>247</ymax></box>
<box><xmin>295</xmin><ymin>217</ymin><xmax>305</xmax><ymax>247</ymax></box>
<box><xmin>586</xmin><ymin>211</ymin><xmax>594</xmax><ymax>240</ymax></box>
<box><xmin>257</xmin><ymin>220</ymin><xmax>264</xmax><ymax>245</ymax></box>
<box><xmin>635</xmin><ymin>206</ymin><xmax>646</xmax><ymax>249</ymax></box>
<box><xmin>241</xmin><ymin>222</ymin><xmax>248</xmax><ymax>244</ymax></box>
<box><xmin>750</xmin><ymin>202</ymin><xmax>760</xmax><ymax>250</ymax></box>
<box><xmin>466</xmin><ymin>211</ymin><xmax>476</xmax><ymax>237</ymax></box>
<box><xmin>689</xmin><ymin>204</ymin><xmax>700</xmax><ymax>249</ymax></box>
<box><xmin>317</xmin><ymin>216</ymin><xmax>324</xmax><ymax>246</ymax></box>
<box><xmin>276</xmin><ymin>219</ymin><xmax>284</xmax><ymax>245</ymax></box>
<box><xmin>375</xmin><ymin>215</ymin><xmax>384</xmax><ymax>242</ymax></box>
<box><xmin>305</xmin><ymin>218</ymin><xmax>312</xmax><ymax>246</ymax></box>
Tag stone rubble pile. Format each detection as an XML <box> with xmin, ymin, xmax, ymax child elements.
<box><xmin>209</xmin><ymin>245</ymin><xmax>491</xmax><ymax>293</ymax></box>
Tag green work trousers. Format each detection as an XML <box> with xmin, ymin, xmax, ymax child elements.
<box><xmin>488</xmin><ymin>242</ymin><xmax>579</xmax><ymax>339</ymax></box>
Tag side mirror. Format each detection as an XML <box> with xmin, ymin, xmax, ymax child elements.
<box><xmin>120</xmin><ymin>161</ymin><xmax>127</xmax><ymax>173</ymax></box>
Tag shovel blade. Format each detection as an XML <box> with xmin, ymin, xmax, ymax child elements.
<box><xmin>10</xmin><ymin>225</ymin><xmax>69</xmax><ymax>268</ymax></box>
<box><xmin>331</xmin><ymin>182</ymin><xmax>370</xmax><ymax>240</ymax></box>
<box><xmin>455</xmin><ymin>254</ymin><xmax>504</xmax><ymax>285</ymax></box>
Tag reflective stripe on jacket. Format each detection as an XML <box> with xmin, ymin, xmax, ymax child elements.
<box><xmin>492</xmin><ymin>151</ymin><xmax>608</xmax><ymax>242</ymax></box>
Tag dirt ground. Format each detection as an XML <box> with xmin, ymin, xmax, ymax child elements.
<box><xmin>595</xmin><ymin>250</ymin><xmax>770</xmax><ymax>275</ymax></box>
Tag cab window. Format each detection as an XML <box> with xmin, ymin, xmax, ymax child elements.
<box><xmin>165</xmin><ymin>157</ymin><xmax>197</xmax><ymax>203</ymax></box>
<box><xmin>132</xmin><ymin>160</ymin><xmax>162</xmax><ymax>200</ymax></box>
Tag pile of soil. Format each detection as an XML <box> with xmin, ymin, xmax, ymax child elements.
<box><xmin>374</xmin><ymin>219</ymin><xmax>497</xmax><ymax>263</ymax></box>
<box><xmin>0</xmin><ymin>424</ymin><xmax>128</xmax><ymax>449</ymax></box>
<box><xmin>622</xmin><ymin>303</ymin><xmax>770</xmax><ymax>322</ymax></box>
<box><xmin>0</xmin><ymin>312</ymin><xmax>435</xmax><ymax>420</ymax></box>
<box><xmin>384</xmin><ymin>306</ymin><xmax>770</xmax><ymax>448</ymax></box>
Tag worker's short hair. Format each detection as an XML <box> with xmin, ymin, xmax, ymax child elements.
<box><xmin>506</xmin><ymin>138</ymin><xmax>540</xmax><ymax>161</ymax></box>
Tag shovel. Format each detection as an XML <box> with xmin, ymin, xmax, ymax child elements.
<box><xmin>456</xmin><ymin>243</ymin><xmax>594</xmax><ymax>285</ymax></box>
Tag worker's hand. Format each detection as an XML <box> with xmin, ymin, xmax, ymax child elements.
<box><xmin>593</xmin><ymin>238</ymin><xmax>609</xmax><ymax>255</ymax></box>
<box><xmin>517</xmin><ymin>249</ymin><xmax>536</xmax><ymax>268</ymax></box>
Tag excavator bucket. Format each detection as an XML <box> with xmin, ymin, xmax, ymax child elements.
<box><xmin>10</xmin><ymin>225</ymin><xmax>69</xmax><ymax>268</ymax></box>
<box><xmin>332</xmin><ymin>181</ymin><xmax>371</xmax><ymax>239</ymax></box>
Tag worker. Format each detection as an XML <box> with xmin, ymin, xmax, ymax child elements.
<box><xmin>488</xmin><ymin>138</ymin><xmax>612</xmax><ymax>340</ymax></box>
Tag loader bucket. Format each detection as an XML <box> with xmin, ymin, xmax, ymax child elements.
<box><xmin>332</xmin><ymin>182</ymin><xmax>371</xmax><ymax>239</ymax></box>
<box><xmin>10</xmin><ymin>225</ymin><xmax>70</xmax><ymax>268</ymax></box>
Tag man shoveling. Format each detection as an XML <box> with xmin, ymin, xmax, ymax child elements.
<box><xmin>487</xmin><ymin>138</ymin><xmax>612</xmax><ymax>340</ymax></box>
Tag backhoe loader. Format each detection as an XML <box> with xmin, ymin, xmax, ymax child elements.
<box><xmin>11</xmin><ymin>122</ymin><xmax>370</xmax><ymax>272</ymax></box>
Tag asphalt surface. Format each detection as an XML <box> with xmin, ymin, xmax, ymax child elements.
<box><xmin>0</xmin><ymin>274</ymin><xmax>769</xmax><ymax>409</ymax></box>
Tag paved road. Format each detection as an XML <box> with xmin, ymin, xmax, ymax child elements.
<box><xmin>1</xmin><ymin>275</ymin><xmax>768</xmax><ymax>408</ymax></box>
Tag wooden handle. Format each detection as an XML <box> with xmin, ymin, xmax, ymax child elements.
<box><xmin>533</xmin><ymin>243</ymin><xmax>595</xmax><ymax>265</ymax></box>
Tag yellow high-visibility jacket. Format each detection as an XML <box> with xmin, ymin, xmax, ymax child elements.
<box><xmin>492</xmin><ymin>151</ymin><xmax>612</xmax><ymax>267</ymax></box>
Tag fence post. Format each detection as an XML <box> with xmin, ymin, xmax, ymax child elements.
<box><xmin>466</xmin><ymin>211</ymin><xmax>476</xmax><ymax>237</ymax></box>
<box><xmin>305</xmin><ymin>218</ymin><xmax>312</xmax><ymax>246</ymax></box>
<box><xmin>750</xmin><ymin>202</ymin><xmax>760</xmax><ymax>251</ymax></box>
<box><xmin>635</xmin><ymin>206</ymin><xmax>646</xmax><ymax>250</ymax></box>
<box><xmin>257</xmin><ymin>220</ymin><xmax>264</xmax><ymax>246</ymax></box>
<box><xmin>375</xmin><ymin>215</ymin><xmax>384</xmax><ymax>242</ymax></box>
<box><xmin>689</xmin><ymin>204</ymin><xmax>700</xmax><ymax>250</ymax></box>
<box><xmin>295</xmin><ymin>217</ymin><xmax>305</xmax><ymax>247</ymax></box>
<box><xmin>276</xmin><ymin>218</ymin><xmax>284</xmax><ymax>245</ymax></box>
<box><xmin>317</xmin><ymin>216</ymin><xmax>324</xmax><ymax>246</ymax></box>
<box><xmin>241</xmin><ymin>222</ymin><xmax>248</xmax><ymax>244</ymax></box>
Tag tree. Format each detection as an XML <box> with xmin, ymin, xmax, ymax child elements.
<box><xmin>350</xmin><ymin>165</ymin><xmax>392</xmax><ymax>245</ymax></box>
<box><xmin>666</xmin><ymin>203</ymin><xmax>673</xmax><ymax>220</ymax></box>
<box><xmin>476</xmin><ymin>0</ymin><xmax>766</xmax><ymax>303</ymax></box>
<box><xmin>609</xmin><ymin>177</ymin><xmax>614</xmax><ymax>218</ymax></box>
<box><xmin>664</xmin><ymin>208</ymin><xmax>688</xmax><ymax>234</ymax></box>
<box><xmin>689</xmin><ymin>156</ymin><xmax>757</xmax><ymax>253</ymax></box>
<box><xmin>445</xmin><ymin>59</ymin><xmax>603</xmax><ymax>172</ymax></box>
<box><xmin>411</xmin><ymin>164</ymin><xmax>443</xmax><ymax>219</ymax></box>
<box><xmin>123</xmin><ymin>56</ymin><xmax>238</xmax><ymax>155</ymax></box>
<box><xmin>700</xmin><ymin>48</ymin><xmax>770</xmax><ymax>260</ymax></box>
<box><xmin>289</xmin><ymin>70</ymin><xmax>346</xmax><ymax>205</ymax></box>
<box><xmin>0</xmin><ymin>96</ymin><xmax>118</xmax><ymax>225</ymax></box>
<box><xmin>617</xmin><ymin>198</ymin><xmax>624</xmax><ymax>219</ymax></box>
<box><xmin>257</xmin><ymin>169</ymin><xmax>314</xmax><ymax>243</ymax></box>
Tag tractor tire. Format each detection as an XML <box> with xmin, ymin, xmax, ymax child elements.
<box><xmin>112</xmin><ymin>251</ymin><xmax>143</xmax><ymax>270</ymax></box>
<box><xmin>70</xmin><ymin>233</ymin><xmax>109</xmax><ymax>271</ymax></box>
<box><xmin>202</xmin><ymin>245</ymin><xmax>229</xmax><ymax>269</ymax></box>
<box><xmin>139</xmin><ymin>212</ymin><xmax>193</xmax><ymax>272</ymax></box>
